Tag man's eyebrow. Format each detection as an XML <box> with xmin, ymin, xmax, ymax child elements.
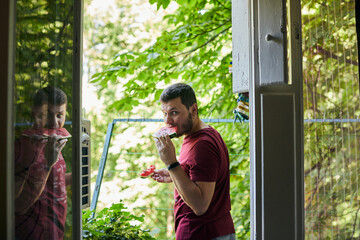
<box><xmin>48</xmin><ymin>109</ymin><xmax>65</xmax><ymax>114</ymax></box>
<box><xmin>162</xmin><ymin>107</ymin><xmax>178</xmax><ymax>111</ymax></box>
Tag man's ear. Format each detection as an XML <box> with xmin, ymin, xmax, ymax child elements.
<box><xmin>190</xmin><ymin>103</ymin><xmax>198</xmax><ymax>117</ymax></box>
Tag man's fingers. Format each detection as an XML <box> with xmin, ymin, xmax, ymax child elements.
<box><xmin>57</xmin><ymin>139</ymin><xmax>67</xmax><ymax>150</ymax></box>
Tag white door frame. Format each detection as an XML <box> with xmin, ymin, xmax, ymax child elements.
<box><xmin>249</xmin><ymin>0</ymin><xmax>304</xmax><ymax>238</ymax></box>
<box><xmin>233</xmin><ymin>0</ymin><xmax>304</xmax><ymax>238</ymax></box>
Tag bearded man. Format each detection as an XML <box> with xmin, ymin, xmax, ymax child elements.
<box><xmin>152</xmin><ymin>83</ymin><xmax>236</xmax><ymax>240</ymax></box>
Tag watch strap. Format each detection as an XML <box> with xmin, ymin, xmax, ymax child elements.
<box><xmin>167</xmin><ymin>161</ymin><xmax>180</xmax><ymax>171</ymax></box>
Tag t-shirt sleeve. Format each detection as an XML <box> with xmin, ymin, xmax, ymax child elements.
<box><xmin>187</xmin><ymin>139</ymin><xmax>219</xmax><ymax>182</ymax></box>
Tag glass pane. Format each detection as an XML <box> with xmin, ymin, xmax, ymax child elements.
<box><xmin>14</xmin><ymin>0</ymin><xmax>74</xmax><ymax>239</ymax></box>
<box><xmin>302</xmin><ymin>1</ymin><xmax>360</xmax><ymax>238</ymax></box>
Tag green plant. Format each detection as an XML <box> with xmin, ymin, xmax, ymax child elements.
<box><xmin>82</xmin><ymin>201</ymin><xmax>156</xmax><ymax>240</ymax></box>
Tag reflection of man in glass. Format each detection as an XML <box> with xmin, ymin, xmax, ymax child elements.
<box><xmin>15</xmin><ymin>86</ymin><xmax>71</xmax><ymax>240</ymax></box>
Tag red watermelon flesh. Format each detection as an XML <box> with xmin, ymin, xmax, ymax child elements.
<box><xmin>152</xmin><ymin>126</ymin><xmax>178</xmax><ymax>139</ymax></box>
<box><xmin>22</xmin><ymin>128</ymin><xmax>71</xmax><ymax>140</ymax></box>
<box><xmin>140</xmin><ymin>164</ymin><xmax>156</xmax><ymax>178</ymax></box>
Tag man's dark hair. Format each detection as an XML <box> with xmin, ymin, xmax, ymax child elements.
<box><xmin>33</xmin><ymin>86</ymin><xmax>67</xmax><ymax>108</ymax></box>
<box><xmin>160</xmin><ymin>83</ymin><xmax>197</xmax><ymax>109</ymax></box>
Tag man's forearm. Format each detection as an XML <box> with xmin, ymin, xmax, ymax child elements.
<box><xmin>15</xmin><ymin>168</ymin><xmax>30</xmax><ymax>198</ymax></box>
<box><xmin>169</xmin><ymin>167</ymin><xmax>215</xmax><ymax>216</ymax></box>
<box><xmin>15</xmin><ymin>166</ymin><xmax>52</xmax><ymax>214</ymax></box>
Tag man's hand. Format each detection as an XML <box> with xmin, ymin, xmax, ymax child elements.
<box><xmin>154</xmin><ymin>134</ymin><xmax>177</xmax><ymax>166</ymax></box>
<box><xmin>44</xmin><ymin>134</ymin><xmax>67</xmax><ymax>169</ymax></box>
<box><xmin>151</xmin><ymin>168</ymin><xmax>172</xmax><ymax>183</ymax></box>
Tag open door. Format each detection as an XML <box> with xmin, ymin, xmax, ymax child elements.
<box><xmin>233</xmin><ymin>0</ymin><xmax>304</xmax><ymax>238</ymax></box>
<box><xmin>251</xmin><ymin>0</ymin><xmax>304</xmax><ymax>238</ymax></box>
<box><xmin>0</xmin><ymin>0</ymin><xmax>15</xmax><ymax>238</ymax></box>
<box><xmin>2</xmin><ymin>0</ymin><xmax>83</xmax><ymax>239</ymax></box>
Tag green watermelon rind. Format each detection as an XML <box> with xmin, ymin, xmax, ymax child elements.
<box><xmin>152</xmin><ymin>126</ymin><xmax>178</xmax><ymax>139</ymax></box>
<box><xmin>169</xmin><ymin>132</ymin><xmax>178</xmax><ymax>139</ymax></box>
<box><xmin>21</xmin><ymin>128</ymin><xmax>72</xmax><ymax>140</ymax></box>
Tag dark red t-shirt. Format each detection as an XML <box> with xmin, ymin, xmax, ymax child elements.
<box><xmin>15</xmin><ymin>132</ymin><xmax>67</xmax><ymax>240</ymax></box>
<box><xmin>174</xmin><ymin>126</ymin><xmax>235</xmax><ymax>240</ymax></box>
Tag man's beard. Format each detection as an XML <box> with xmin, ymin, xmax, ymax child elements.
<box><xmin>177</xmin><ymin>113</ymin><xmax>193</xmax><ymax>137</ymax></box>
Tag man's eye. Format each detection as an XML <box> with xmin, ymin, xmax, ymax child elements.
<box><xmin>171</xmin><ymin>111</ymin><xmax>178</xmax><ymax>115</ymax></box>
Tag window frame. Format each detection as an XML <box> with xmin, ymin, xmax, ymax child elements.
<box><xmin>1</xmin><ymin>0</ymin><xmax>84</xmax><ymax>238</ymax></box>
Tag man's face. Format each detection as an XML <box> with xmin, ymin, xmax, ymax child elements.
<box><xmin>161</xmin><ymin>97</ymin><xmax>195</xmax><ymax>137</ymax></box>
<box><xmin>46</xmin><ymin>103</ymin><xmax>67</xmax><ymax>129</ymax></box>
<box><xmin>33</xmin><ymin>104</ymin><xmax>48</xmax><ymax>129</ymax></box>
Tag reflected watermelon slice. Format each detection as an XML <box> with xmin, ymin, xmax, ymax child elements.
<box><xmin>22</xmin><ymin>128</ymin><xmax>72</xmax><ymax>140</ymax></box>
<box><xmin>152</xmin><ymin>126</ymin><xmax>178</xmax><ymax>139</ymax></box>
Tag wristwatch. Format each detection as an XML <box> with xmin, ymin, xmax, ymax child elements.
<box><xmin>167</xmin><ymin>161</ymin><xmax>180</xmax><ymax>171</ymax></box>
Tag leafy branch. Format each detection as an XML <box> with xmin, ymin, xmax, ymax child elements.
<box><xmin>82</xmin><ymin>201</ymin><xmax>156</xmax><ymax>240</ymax></box>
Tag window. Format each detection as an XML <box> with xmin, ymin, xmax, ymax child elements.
<box><xmin>13</xmin><ymin>0</ymin><xmax>82</xmax><ymax>239</ymax></box>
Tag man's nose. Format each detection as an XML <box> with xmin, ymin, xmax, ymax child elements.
<box><xmin>47</xmin><ymin>115</ymin><xmax>59</xmax><ymax>128</ymax></box>
<box><xmin>164</xmin><ymin>114</ymin><xmax>173</xmax><ymax>125</ymax></box>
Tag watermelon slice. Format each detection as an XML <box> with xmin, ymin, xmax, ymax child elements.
<box><xmin>140</xmin><ymin>164</ymin><xmax>156</xmax><ymax>178</ymax></box>
<box><xmin>21</xmin><ymin>128</ymin><xmax>72</xmax><ymax>140</ymax></box>
<box><xmin>152</xmin><ymin>126</ymin><xmax>178</xmax><ymax>139</ymax></box>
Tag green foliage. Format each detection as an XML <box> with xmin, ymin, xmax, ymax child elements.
<box><xmin>90</xmin><ymin>0</ymin><xmax>233</xmax><ymax>119</ymax></box>
<box><xmin>15</xmin><ymin>0</ymin><xmax>74</xmax><ymax>123</ymax></box>
<box><xmin>87</xmin><ymin>0</ymin><xmax>360</xmax><ymax>238</ymax></box>
<box><xmin>110</xmin><ymin>122</ymin><xmax>250</xmax><ymax>239</ymax></box>
<box><xmin>13</xmin><ymin>0</ymin><xmax>360</xmax><ymax>238</ymax></box>
<box><xmin>82</xmin><ymin>201</ymin><xmax>156</xmax><ymax>239</ymax></box>
<box><xmin>85</xmin><ymin>0</ymin><xmax>250</xmax><ymax>239</ymax></box>
<box><xmin>225</xmin><ymin>123</ymin><xmax>250</xmax><ymax>238</ymax></box>
<box><xmin>83</xmin><ymin>0</ymin><xmax>172</xmax><ymax>173</ymax></box>
<box><xmin>302</xmin><ymin>0</ymin><xmax>358</xmax><ymax>120</ymax></box>
<box><xmin>302</xmin><ymin>0</ymin><xmax>360</xmax><ymax>238</ymax></box>
<box><xmin>15</xmin><ymin>0</ymin><xmax>75</xmax><ymax>238</ymax></box>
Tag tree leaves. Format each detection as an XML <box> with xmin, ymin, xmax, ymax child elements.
<box><xmin>87</xmin><ymin>0</ymin><xmax>249</xmax><ymax>238</ymax></box>
<box><xmin>91</xmin><ymin>0</ymin><xmax>233</xmax><ymax>120</ymax></box>
<box><xmin>82</xmin><ymin>201</ymin><xmax>156</xmax><ymax>239</ymax></box>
